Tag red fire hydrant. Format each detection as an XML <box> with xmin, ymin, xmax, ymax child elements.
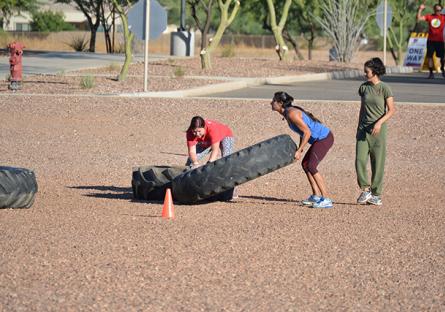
<box><xmin>8</xmin><ymin>41</ymin><xmax>25</xmax><ymax>91</ymax></box>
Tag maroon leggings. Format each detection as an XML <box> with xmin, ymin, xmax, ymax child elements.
<box><xmin>302</xmin><ymin>132</ymin><xmax>334</xmax><ymax>175</ymax></box>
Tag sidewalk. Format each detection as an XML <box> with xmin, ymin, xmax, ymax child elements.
<box><xmin>119</xmin><ymin>65</ymin><xmax>414</xmax><ymax>98</ymax></box>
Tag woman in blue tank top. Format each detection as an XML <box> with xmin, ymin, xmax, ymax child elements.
<box><xmin>271</xmin><ymin>91</ymin><xmax>334</xmax><ymax>208</ymax></box>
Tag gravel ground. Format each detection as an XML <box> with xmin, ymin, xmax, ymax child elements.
<box><xmin>0</xmin><ymin>94</ymin><xmax>444</xmax><ymax>311</ymax></box>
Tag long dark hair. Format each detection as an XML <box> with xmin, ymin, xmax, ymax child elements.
<box><xmin>187</xmin><ymin>116</ymin><xmax>205</xmax><ymax>132</ymax></box>
<box><xmin>273</xmin><ymin>91</ymin><xmax>321</xmax><ymax>123</ymax></box>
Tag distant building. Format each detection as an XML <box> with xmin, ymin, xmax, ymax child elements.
<box><xmin>1</xmin><ymin>0</ymin><xmax>90</xmax><ymax>31</ymax></box>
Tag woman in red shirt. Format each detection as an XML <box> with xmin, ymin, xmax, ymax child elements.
<box><xmin>186</xmin><ymin>116</ymin><xmax>235</xmax><ymax>168</ymax></box>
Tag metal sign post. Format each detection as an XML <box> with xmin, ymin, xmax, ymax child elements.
<box><xmin>383</xmin><ymin>0</ymin><xmax>387</xmax><ymax>65</ymax></box>
<box><xmin>376</xmin><ymin>0</ymin><xmax>392</xmax><ymax>65</ymax></box>
<box><xmin>128</xmin><ymin>0</ymin><xmax>167</xmax><ymax>92</ymax></box>
<box><xmin>144</xmin><ymin>0</ymin><xmax>150</xmax><ymax>92</ymax></box>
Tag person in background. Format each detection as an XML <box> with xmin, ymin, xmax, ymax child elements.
<box><xmin>417</xmin><ymin>3</ymin><xmax>445</xmax><ymax>79</ymax></box>
<box><xmin>356</xmin><ymin>57</ymin><xmax>396</xmax><ymax>206</ymax></box>
<box><xmin>271</xmin><ymin>91</ymin><xmax>334</xmax><ymax>209</ymax></box>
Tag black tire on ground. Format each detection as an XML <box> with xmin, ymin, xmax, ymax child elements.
<box><xmin>132</xmin><ymin>165</ymin><xmax>235</xmax><ymax>203</ymax></box>
<box><xmin>172</xmin><ymin>134</ymin><xmax>297</xmax><ymax>204</ymax></box>
<box><xmin>132</xmin><ymin>166</ymin><xmax>189</xmax><ymax>201</ymax></box>
<box><xmin>0</xmin><ymin>166</ymin><xmax>38</xmax><ymax>209</ymax></box>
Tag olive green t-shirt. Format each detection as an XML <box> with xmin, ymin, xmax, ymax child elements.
<box><xmin>358</xmin><ymin>81</ymin><xmax>393</xmax><ymax>130</ymax></box>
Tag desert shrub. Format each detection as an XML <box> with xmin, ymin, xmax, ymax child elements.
<box><xmin>80</xmin><ymin>75</ymin><xmax>95</xmax><ymax>89</ymax></box>
<box><xmin>31</xmin><ymin>11</ymin><xmax>75</xmax><ymax>32</ymax></box>
<box><xmin>67</xmin><ymin>36</ymin><xmax>89</xmax><ymax>52</ymax></box>
<box><xmin>113</xmin><ymin>42</ymin><xmax>126</xmax><ymax>53</ymax></box>
<box><xmin>220</xmin><ymin>44</ymin><xmax>235</xmax><ymax>57</ymax></box>
<box><xmin>0</xmin><ymin>29</ymin><xmax>11</xmax><ymax>48</ymax></box>
<box><xmin>174</xmin><ymin>66</ymin><xmax>185</xmax><ymax>78</ymax></box>
<box><xmin>107</xmin><ymin>62</ymin><xmax>120</xmax><ymax>71</ymax></box>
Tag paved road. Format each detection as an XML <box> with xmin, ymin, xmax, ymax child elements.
<box><xmin>0</xmin><ymin>50</ymin><xmax>168</xmax><ymax>76</ymax></box>
<box><xmin>205</xmin><ymin>72</ymin><xmax>445</xmax><ymax>104</ymax></box>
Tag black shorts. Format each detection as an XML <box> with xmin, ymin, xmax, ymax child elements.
<box><xmin>426</xmin><ymin>40</ymin><xmax>445</xmax><ymax>58</ymax></box>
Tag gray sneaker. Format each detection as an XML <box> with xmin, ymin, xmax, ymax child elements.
<box><xmin>367</xmin><ymin>195</ymin><xmax>382</xmax><ymax>206</ymax></box>
<box><xmin>357</xmin><ymin>190</ymin><xmax>372</xmax><ymax>204</ymax></box>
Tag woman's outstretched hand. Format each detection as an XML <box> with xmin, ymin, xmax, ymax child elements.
<box><xmin>294</xmin><ymin>150</ymin><xmax>303</xmax><ymax>161</ymax></box>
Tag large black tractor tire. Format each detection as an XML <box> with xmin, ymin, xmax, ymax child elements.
<box><xmin>132</xmin><ymin>165</ymin><xmax>188</xmax><ymax>201</ymax></box>
<box><xmin>172</xmin><ymin>134</ymin><xmax>297</xmax><ymax>204</ymax></box>
<box><xmin>132</xmin><ymin>165</ymin><xmax>234</xmax><ymax>203</ymax></box>
<box><xmin>0</xmin><ymin>166</ymin><xmax>38</xmax><ymax>209</ymax></box>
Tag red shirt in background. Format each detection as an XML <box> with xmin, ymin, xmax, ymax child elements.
<box><xmin>425</xmin><ymin>14</ymin><xmax>445</xmax><ymax>42</ymax></box>
<box><xmin>186</xmin><ymin>120</ymin><xmax>233</xmax><ymax>148</ymax></box>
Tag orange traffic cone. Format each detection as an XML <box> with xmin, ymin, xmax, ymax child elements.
<box><xmin>162</xmin><ymin>188</ymin><xmax>175</xmax><ymax>219</ymax></box>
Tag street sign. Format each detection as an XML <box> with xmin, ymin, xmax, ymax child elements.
<box><xmin>376</xmin><ymin>1</ymin><xmax>392</xmax><ymax>35</ymax></box>
<box><xmin>128</xmin><ymin>0</ymin><xmax>167</xmax><ymax>40</ymax></box>
<box><xmin>403</xmin><ymin>33</ymin><xmax>428</xmax><ymax>68</ymax></box>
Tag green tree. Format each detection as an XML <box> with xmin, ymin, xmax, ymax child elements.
<box><xmin>31</xmin><ymin>10</ymin><xmax>75</xmax><ymax>32</ymax></box>
<box><xmin>293</xmin><ymin>0</ymin><xmax>322</xmax><ymax>60</ymax></box>
<box><xmin>252</xmin><ymin>0</ymin><xmax>304</xmax><ymax>60</ymax></box>
<box><xmin>226</xmin><ymin>2</ymin><xmax>267</xmax><ymax>35</ymax></box>
<box><xmin>188</xmin><ymin>0</ymin><xmax>240</xmax><ymax>69</ymax></box>
<box><xmin>159</xmin><ymin>0</ymin><xmax>194</xmax><ymax>26</ymax></box>
<box><xmin>57</xmin><ymin>0</ymin><xmax>103</xmax><ymax>52</ymax></box>
<box><xmin>0</xmin><ymin>0</ymin><xmax>37</xmax><ymax>26</ymax></box>
<box><xmin>111</xmin><ymin>0</ymin><xmax>137</xmax><ymax>81</ymax></box>
<box><xmin>266</xmin><ymin>0</ymin><xmax>293</xmax><ymax>61</ymax></box>
<box><xmin>313</xmin><ymin>0</ymin><xmax>371</xmax><ymax>62</ymax></box>
<box><xmin>363</xmin><ymin>0</ymin><xmax>418</xmax><ymax>65</ymax></box>
<box><xmin>386</xmin><ymin>0</ymin><xmax>418</xmax><ymax>65</ymax></box>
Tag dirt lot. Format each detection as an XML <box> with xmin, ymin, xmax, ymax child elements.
<box><xmin>1</xmin><ymin>88</ymin><xmax>444</xmax><ymax>310</ymax></box>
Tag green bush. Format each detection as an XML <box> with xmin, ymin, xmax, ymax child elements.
<box><xmin>31</xmin><ymin>10</ymin><xmax>75</xmax><ymax>32</ymax></box>
<box><xmin>80</xmin><ymin>75</ymin><xmax>95</xmax><ymax>89</ymax></box>
<box><xmin>221</xmin><ymin>44</ymin><xmax>235</xmax><ymax>58</ymax></box>
<box><xmin>174</xmin><ymin>66</ymin><xmax>185</xmax><ymax>78</ymax></box>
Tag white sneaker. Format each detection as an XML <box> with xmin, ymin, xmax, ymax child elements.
<box><xmin>367</xmin><ymin>195</ymin><xmax>382</xmax><ymax>206</ymax></box>
<box><xmin>312</xmin><ymin>197</ymin><xmax>333</xmax><ymax>208</ymax></box>
<box><xmin>357</xmin><ymin>190</ymin><xmax>372</xmax><ymax>204</ymax></box>
<box><xmin>301</xmin><ymin>195</ymin><xmax>321</xmax><ymax>206</ymax></box>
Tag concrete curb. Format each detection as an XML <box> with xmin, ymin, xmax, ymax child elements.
<box><xmin>119</xmin><ymin>66</ymin><xmax>414</xmax><ymax>98</ymax></box>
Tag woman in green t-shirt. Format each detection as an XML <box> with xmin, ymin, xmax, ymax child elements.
<box><xmin>356</xmin><ymin>57</ymin><xmax>396</xmax><ymax>206</ymax></box>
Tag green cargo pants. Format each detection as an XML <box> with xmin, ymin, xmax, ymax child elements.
<box><xmin>355</xmin><ymin>124</ymin><xmax>387</xmax><ymax>196</ymax></box>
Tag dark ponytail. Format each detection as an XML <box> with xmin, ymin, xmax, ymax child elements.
<box><xmin>273</xmin><ymin>91</ymin><xmax>322</xmax><ymax>124</ymax></box>
<box><xmin>364</xmin><ymin>57</ymin><xmax>386</xmax><ymax>77</ymax></box>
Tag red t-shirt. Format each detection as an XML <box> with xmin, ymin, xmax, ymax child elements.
<box><xmin>186</xmin><ymin>119</ymin><xmax>233</xmax><ymax>148</ymax></box>
<box><xmin>425</xmin><ymin>14</ymin><xmax>445</xmax><ymax>42</ymax></box>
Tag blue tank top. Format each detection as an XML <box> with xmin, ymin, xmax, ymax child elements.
<box><xmin>285</xmin><ymin>108</ymin><xmax>330</xmax><ymax>144</ymax></box>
